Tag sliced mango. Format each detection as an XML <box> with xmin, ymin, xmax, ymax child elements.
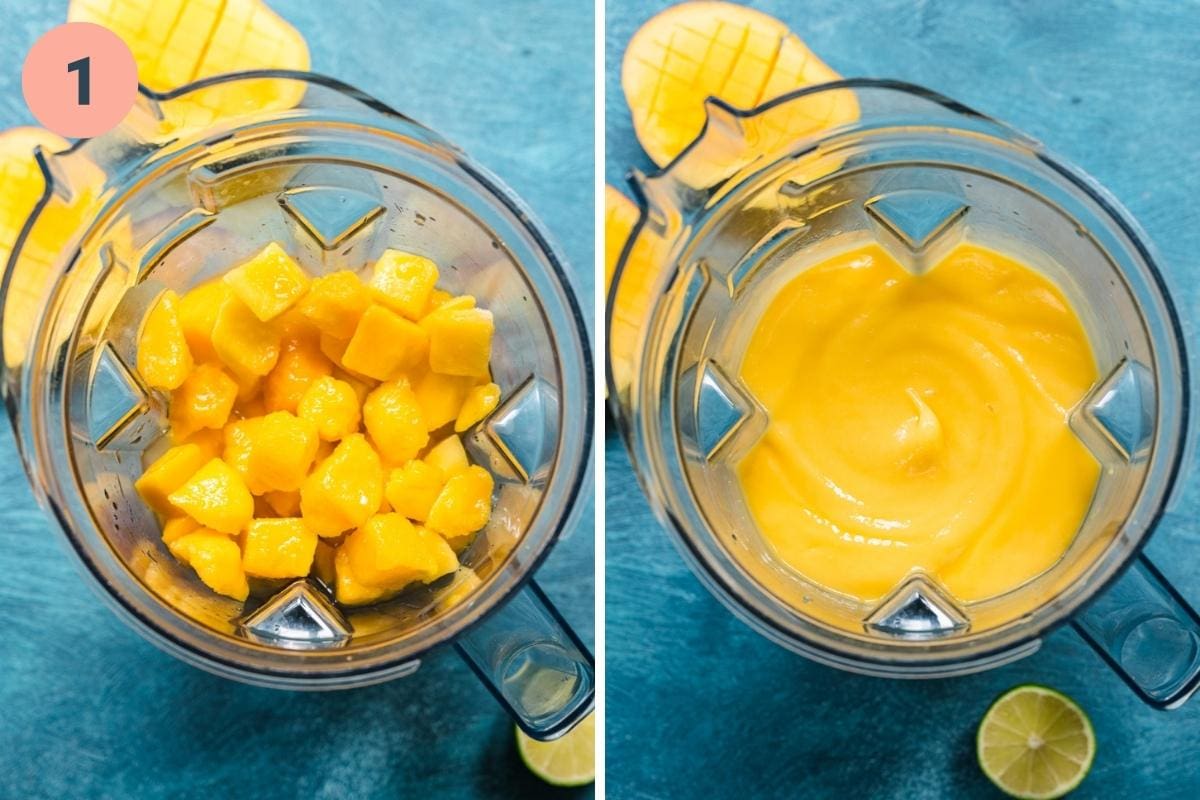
<box><xmin>363</xmin><ymin>380</ymin><xmax>428</xmax><ymax>464</ymax></box>
<box><xmin>342</xmin><ymin>513</ymin><xmax>458</xmax><ymax>589</ymax></box>
<box><xmin>342</xmin><ymin>304</ymin><xmax>428</xmax><ymax>381</ymax></box>
<box><xmin>223</xmin><ymin>242</ymin><xmax>310</xmax><ymax>322</ymax></box>
<box><xmin>262</xmin><ymin>489</ymin><xmax>301</xmax><ymax>517</ymax></box>
<box><xmin>137</xmin><ymin>290</ymin><xmax>193</xmax><ymax>390</ymax></box>
<box><xmin>242</xmin><ymin>517</ymin><xmax>318</xmax><ymax>579</ymax></box>
<box><xmin>413</xmin><ymin>370</ymin><xmax>473</xmax><ymax>431</ymax></box>
<box><xmin>263</xmin><ymin>335</ymin><xmax>332</xmax><ymax>413</ymax></box>
<box><xmin>425</xmin><ymin>433</ymin><xmax>469</xmax><ymax>479</ymax></box>
<box><xmin>427</xmin><ymin>465</ymin><xmax>494</xmax><ymax>548</ymax></box>
<box><xmin>455</xmin><ymin>382</ymin><xmax>501</xmax><ymax>432</ymax></box>
<box><xmin>169</xmin><ymin>363</ymin><xmax>238</xmax><ymax>439</ymax></box>
<box><xmin>298</xmin><ymin>270</ymin><xmax>370</xmax><ymax>339</ymax></box>
<box><xmin>298</xmin><ymin>375</ymin><xmax>361</xmax><ymax>441</ymax></box>
<box><xmin>385</xmin><ymin>459</ymin><xmax>445</xmax><ymax>523</ymax></box>
<box><xmin>167</xmin><ymin>458</ymin><xmax>254</xmax><ymax>534</ymax></box>
<box><xmin>300</xmin><ymin>434</ymin><xmax>384</xmax><ymax>537</ymax></box>
<box><xmin>177</xmin><ymin>279</ymin><xmax>232</xmax><ymax>364</ymax></box>
<box><xmin>333</xmin><ymin>546</ymin><xmax>388</xmax><ymax>606</ymax></box>
<box><xmin>168</xmin><ymin>530</ymin><xmax>249</xmax><ymax>601</ymax></box>
<box><xmin>370</xmin><ymin>249</ymin><xmax>439</xmax><ymax>320</ymax></box>
<box><xmin>161</xmin><ymin>515</ymin><xmax>201</xmax><ymax>545</ymax></box>
<box><xmin>135</xmin><ymin>443</ymin><xmax>213</xmax><ymax>515</ymax></box>
<box><xmin>423</xmin><ymin>308</ymin><xmax>493</xmax><ymax>378</ymax></box>
<box><xmin>242</xmin><ymin>410</ymin><xmax>320</xmax><ymax>493</ymax></box>
<box><xmin>213</xmin><ymin>293</ymin><xmax>282</xmax><ymax>377</ymax></box>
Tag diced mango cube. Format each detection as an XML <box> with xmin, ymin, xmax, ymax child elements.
<box><xmin>245</xmin><ymin>411</ymin><xmax>320</xmax><ymax>492</ymax></box>
<box><xmin>298</xmin><ymin>375</ymin><xmax>361</xmax><ymax>441</ymax></box>
<box><xmin>455</xmin><ymin>382</ymin><xmax>501</xmax><ymax>432</ymax></box>
<box><xmin>161</xmin><ymin>515</ymin><xmax>200</xmax><ymax>545</ymax></box>
<box><xmin>263</xmin><ymin>336</ymin><xmax>332</xmax><ymax>413</ymax></box>
<box><xmin>242</xmin><ymin>518</ymin><xmax>318</xmax><ymax>579</ymax></box>
<box><xmin>135</xmin><ymin>443</ymin><xmax>212</xmax><ymax>514</ymax></box>
<box><xmin>342</xmin><ymin>305</ymin><xmax>428</xmax><ymax>381</ymax></box>
<box><xmin>413</xmin><ymin>370</ymin><xmax>473</xmax><ymax>431</ymax></box>
<box><xmin>333</xmin><ymin>546</ymin><xmax>388</xmax><ymax>606</ymax></box>
<box><xmin>319</xmin><ymin>332</ymin><xmax>349</xmax><ymax>367</ymax></box>
<box><xmin>342</xmin><ymin>513</ymin><xmax>458</xmax><ymax>589</ymax></box>
<box><xmin>300</xmin><ymin>434</ymin><xmax>384</xmax><ymax>537</ymax></box>
<box><xmin>311</xmin><ymin>539</ymin><xmax>337</xmax><ymax>587</ymax></box>
<box><xmin>423</xmin><ymin>307</ymin><xmax>493</xmax><ymax>377</ymax></box>
<box><xmin>422</xmin><ymin>288</ymin><xmax>454</xmax><ymax>316</ymax></box>
<box><xmin>222</xmin><ymin>242</ymin><xmax>310</xmax><ymax>322</ymax></box>
<box><xmin>370</xmin><ymin>249</ymin><xmax>439</xmax><ymax>319</ymax></box>
<box><xmin>224</xmin><ymin>418</ymin><xmax>268</xmax><ymax>494</ymax></box>
<box><xmin>167</xmin><ymin>458</ymin><xmax>254</xmax><ymax>534</ymax></box>
<box><xmin>177</xmin><ymin>279</ymin><xmax>232</xmax><ymax>364</ymax></box>
<box><xmin>168</xmin><ymin>531</ymin><xmax>249</xmax><ymax>601</ymax></box>
<box><xmin>138</xmin><ymin>289</ymin><xmax>194</xmax><ymax>390</ymax></box>
<box><xmin>427</xmin><ymin>465</ymin><xmax>494</xmax><ymax>547</ymax></box>
<box><xmin>175</xmin><ymin>426</ymin><xmax>224</xmax><ymax>457</ymax></box>
<box><xmin>363</xmin><ymin>380</ymin><xmax>428</xmax><ymax>463</ymax></box>
<box><xmin>298</xmin><ymin>270</ymin><xmax>370</xmax><ymax>339</ymax></box>
<box><xmin>385</xmin><ymin>459</ymin><xmax>445</xmax><ymax>522</ymax></box>
<box><xmin>213</xmin><ymin>294</ymin><xmax>282</xmax><ymax>377</ymax></box>
<box><xmin>425</xmin><ymin>433</ymin><xmax>469</xmax><ymax>478</ymax></box>
<box><xmin>263</xmin><ymin>489</ymin><xmax>301</xmax><ymax>517</ymax></box>
<box><xmin>169</xmin><ymin>363</ymin><xmax>238</xmax><ymax>439</ymax></box>
<box><xmin>332</xmin><ymin>368</ymin><xmax>373</xmax><ymax>405</ymax></box>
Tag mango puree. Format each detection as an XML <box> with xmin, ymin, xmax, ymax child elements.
<box><xmin>737</xmin><ymin>242</ymin><xmax>1100</xmax><ymax>602</ymax></box>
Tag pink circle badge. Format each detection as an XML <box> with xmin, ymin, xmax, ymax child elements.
<box><xmin>22</xmin><ymin>22</ymin><xmax>139</xmax><ymax>139</ymax></box>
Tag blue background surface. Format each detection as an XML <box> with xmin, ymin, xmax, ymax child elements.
<box><xmin>606</xmin><ymin>1</ymin><xmax>1200</xmax><ymax>798</ymax></box>
<box><xmin>0</xmin><ymin>1</ymin><xmax>593</xmax><ymax>798</ymax></box>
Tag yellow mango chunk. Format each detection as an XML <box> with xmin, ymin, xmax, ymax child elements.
<box><xmin>425</xmin><ymin>433</ymin><xmax>469</xmax><ymax>478</ymax></box>
<box><xmin>135</xmin><ymin>443</ymin><xmax>213</xmax><ymax>515</ymax></box>
<box><xmin>300</xmin><ymin>434</ymin><xmax>384</xmax><ymax>537</ymax></box>
<box><xmin>423</xmin><ymin>288</ymin><xmax>454</xmax><ymax>316</ymax></box>
<box><xmin>332</xmin><ymin>368</ymin><xmax>373</xmax><ymax>405</ymax></box>
<box><xmin>244</xmin><ymin>411</ymin><xmax>320</xmax><ymax>493</ymax></box>
<box><xmin>161</xmin><ymin>516</ymin><xmax>200</xmax><ymax>545</ymax></box>
<box><xmin>298</xmin><ymin>375</ymin><xmax>361</xmax><ymax>441</ymax></box>
<box><xmin>224</xmin><ymin>418</ymin><xmax>268</xmax><ymax>494</ymax></box>
<box><xmin>262</xmin><ymin>489</ymin><xmax>301</xmax><ymax>517</ymax></box>
<box><xmin>333</xmin><ymin>546</ymin><xmax>388</xmax><ymax>606</ymax></box>
<box><xmin>621</xmin><ymin>1</ymin><xmax>852</xmax><ymax>166</ymax></box>
<box><xmin>178</xmin><ymin>279</ymin><xmax>232</xmax><ymax>364</ymax></box>
<box><xmin>424</xmin><ymin>308</ymin><xmax>493</xmax><ymax>377</ymax></box>
<box><xmin>436</xmin><ymin>567</ymin><xmax>483</xmax><ymax>612</ymax></box>
<box><xmin>427</xmin><ymin>465</ymin><xmax>495</xmax><ymax>546</ymax></box>
<box><xmin>605</xmin><ymin>185</ymin><xmax>639</xmax><ymax>293</ymax></box>
<box><xmin>455</xmin><ymin>382</ymin><xmax>501</xmax><ymax>432</ymax></box>
<box><xmin>363</xmin><ymin>380</ymin><xmax>428</xmax><ymax>464</ymax></box>
<box><xmin>385</xmin><ymin>459</ymin><xmax>446</xmax><ymax>522</ymax></box>
<box><xmin>137</xmin><ymin>290</ymin><xmax>194</xmax><ymax>390</ymax></box>
<box><xmin>177</xmin><ymin>427</ymin><xmax>225</xmax><ymax>455</ymax></box>
<box><xmin>168</xmin><ymin>531</ymin><xmax>249</xmax><ymax>601</ymax></box>
<box><xmin>169</xmin><ymin>363</ymin><xmax>238</xmax><ymax>439</ymax></box>
<box><xmin>342</xmin><ymin>305</ymin><xmax>429</xmax><ymax>381</ymax></box>
<box><xmin>413</xmin><ymin>370</ymin><xmax>473</xmax><ymax>431</ymax></box>
<box><xmin>342</xmin><ymin>513</ymin><xmax>458</xmax><ymax>589</ymax></box>
<box><xmin>311</xmin><ymin>539</ymin><xmax>337</xmax><ymax>586</ymax></box>
<box><xmin>263</xmin><ymin>336</ymin><xmax>332</xmax><ymax>413</ymax></box>
<box><xmin>370</xmin><ymin>249</ymin><xmax>439</xmax><ymax>320</ymax></box>
<box><xmin>242</xmin><ymin>518</ymin><xmax>318</xmax><ymax>579</ymax></box>
<box><xmin>167</xmin><ymin>458</ymin><xmax>254</xmax><ymax>534</ymax></box>
<box><xmin>223</xmin><ymin>242</ymin><xmax>310</xmax><ymax>322</ymax></box>
<box><xmin>298</xmin><ymin>270</ymin><xmax>370</xmax><ymax>340</ymax></box>
<box><xmin>213</xmin><ymin>294</ymin><xmax>282</xmax><ymax>377</ymax></box>
<box><xmin>424</xmin><ymin>294</ymin><xmax>476</xmax><ymax>316</ymax></box>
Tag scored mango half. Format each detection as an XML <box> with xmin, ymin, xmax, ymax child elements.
<box><xmin>621</xmin><ymin>0</ymin><xmax>855</xmax><ymax>166</ymax></box>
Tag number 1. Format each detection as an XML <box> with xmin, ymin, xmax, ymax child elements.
<box><xmin>67</xmin><ymin>56</ymin><xmax>90</xmax><ymax>106</ymax></box>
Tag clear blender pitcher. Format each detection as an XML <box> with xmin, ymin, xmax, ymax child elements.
<box><xmin>608</xmin><ymin>79</ymin><xmax>1199</xmax><ymax>708</ymax></box>
<box><xmin>1</xmin><ymin>71</ymin><xmax>593</xmax><ymax>739</ymax></box>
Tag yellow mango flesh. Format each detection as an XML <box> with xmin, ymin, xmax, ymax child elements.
<box><xmin>213</xmin><ymin>294</ymin><xmax>282</xmax><ymax>377</ymax></box>
<box><xmin>161</xmin><ymin>515</ymin><xmax>200</xmax><ymax>545</ymax></box>
<box><xmin>262</xmin><ymin>489</ymin><xmax>301</xmax><ymax>517</ymax></box>
<box><xmin>414</xmin><ymin>370</ymin><xmax>473</xmax><ymax>431</ymax></box>
<box><xmin>298</xmin><ymin>270</ymin><xmax>370</xmax><ymax>340</ymax></box>
<box><xmin>167</xmin><ymin>458</ymin><xmax>254</xmax><ymax>534</ymax></box>
<box><xmin>178</xmin><ymin>280</ymin><xmax>233</xmax><ymax>364</ymax></box>
<box><xmin>455</xmin><ymin>382</ymin><xmax>501</xmax><ymax>432</ymax></box>
<box><xmin>621</xmin><ymin>0</ymin><xmax>852</xmax><ymax>166</ymax></box>
<box><xmin>333</xmin><ymin>546</ymin><xmax>388</xmax><ymax>606</ymax></box>
<box><xmin>385</xmin><ymin>459</ymin><xmax>446</xmax><ymax>523</ymax></box>
<box><xmin>243</xmin><ymin>411</ymin><xmax>320</xmax><ymax>493</ymax></box>
<box><xmin>169</xmin><ymin>531</ymin><xmax>249</xmax><ymax>601</ymax></box>
<box><xmin>342</xmin><ymin>513</ymin><xmax>457</xmax><ymax>590</ymax></box>
<box><xmin>169</xmin><ymin>363</ymin><xmax>238</xmax><ymax>439</ymax></box>
<box><xmin>298</xmin><ymin>375</ymin><xmax>361</xmax><ymax>441</ymax></box>
<box><xmin>427</xmin><ymin>465</ymin><xmax>494</xmax><ymax>546</ymax></box>
<box><xmin>424</xmin><ymin>308</ymin><xmax>494</xmax><ymax>378</ymax></box>
<box><xmin>370</xmin><ymin>250</ymin><xmax>440</xmax><ymax>320</ymax></box>
<box><xmin>135</xmin><ymin>443</ymin><xmax>213</xmax><ymax>515</ymax></box>
<box><xmin>300</xmin><ymin>434</ymin><xmax>384</xmax><ymax>537</ymax></box>
<box><xmin>342</xmin><ymin>305</ymin><xmax>428</xmax><ymax>381</ymax></box>
<box><xmin>425</xmin><ymin>434</ymin><xmax>469</xmax><ymax>479</ymax></box>
<box><xmin>223</xmin><ymin>242</ymin><xmax>310</xmax><ymax>322</ymax></box>
<box><xmin>242</xmin><ymin>518</ymin><xmax>318</xmax><ymax>579</ymax></box>
<box><xmin>138</xmin><ymin>290</ymin><xmax>194</xmax><ymax>390</ymax></box>
<box><xmin>363</xmin><ymin>381</ymin><xmax>428</xmax><ymax>464</ymax></box>
<box><xmin>263</xmin><ymin>336</ymin><xmax>332</xmax><ymax>414</ymax></box>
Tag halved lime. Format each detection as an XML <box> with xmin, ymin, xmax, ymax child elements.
<box><xmin>516</xmin><ymin>712</ymin><xmax>595</xmax><ymax>787</ymax></box>
<box><xmin>977</xmin><ymin>685</ymin><xmax>1096</xmax><ymax>799</ymax></box>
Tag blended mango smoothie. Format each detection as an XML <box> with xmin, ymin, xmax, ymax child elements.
<box><xmin>737</xmin><ymin>242</ymin><xmax>1100</xmax><ymax>602</ymax></box>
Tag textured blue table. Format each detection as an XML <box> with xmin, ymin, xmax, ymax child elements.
<box><xmin>606</xmin><ymin>1</ymin><xmax>1200</xmax><ymax>797</ymax></box>
<box><xmin>0</xmin><ymin>2</ymin><xmax>593</xmax><ymax>798</ymax></box>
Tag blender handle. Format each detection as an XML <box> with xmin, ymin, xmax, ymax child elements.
<box><xmin>1073</xmin><ymin>553</ymin><xmax>1200</xmax><ymax>709</ymax></box>
<box><xmin>455</xmin><ymin>579</ymin><xmax>594</xmax><ymax>740</ymax></box>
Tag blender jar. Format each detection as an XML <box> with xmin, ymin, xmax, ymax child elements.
<box><xmin>608</xmin><ymin>79</ymin><xmax>1199</xmax><ymax>708</ymax></box>
<box><xmin>1</xmin><ymin>71</ymin><xmax>593</xmax><ymax>739</ymax></box>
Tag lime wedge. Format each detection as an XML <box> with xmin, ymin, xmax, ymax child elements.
<box><xmin>516</xmin><ymin>712</ymin><xmax>595</xmax><ymax>787</ymax></box>
<box><xmin>977</xmin><ymin>685</ymin><xmax>1095</xmax><ymax>799</ymax></box>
